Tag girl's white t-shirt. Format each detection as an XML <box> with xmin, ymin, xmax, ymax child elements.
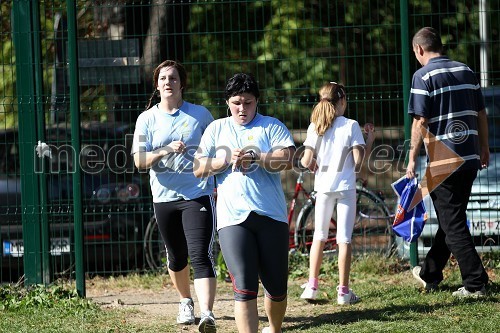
<box><xmin>303</xmin><ymin>116</ymin><xmax>365</xmax><ymax>193</ymax></box>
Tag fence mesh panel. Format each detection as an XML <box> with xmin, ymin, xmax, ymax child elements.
<box><xmin>1</xmin><ymin>0</ymin><xmax>498</xmax><ymax>282</ymax></box>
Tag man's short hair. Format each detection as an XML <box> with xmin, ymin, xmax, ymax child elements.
<box><xmin>412</xmin><ymin>27</ymin><xmax>443</xmax><ymax>53</ymax></box>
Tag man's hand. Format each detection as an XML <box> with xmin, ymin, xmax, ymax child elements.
<box><xmin>406</xmin><ymin>160</ymin><xmax>416</xmax><ymax>179</ymax></box>
<box><xmin>480</xmin><ymin>149</ymin><xmax>490</xmax><ymax>169</ymax></box>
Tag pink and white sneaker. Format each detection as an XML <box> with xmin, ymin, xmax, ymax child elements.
<box><xmin>336</xmin><ymin>286</ymin><xmax>360</xmax><ymax>305</ymax></box>
<box><xmin>300</xmin><ymin>283</ymin><xmax>318</xmax><ymax>300</ymax></box>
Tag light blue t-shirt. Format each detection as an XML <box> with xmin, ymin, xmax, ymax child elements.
<box><xmin>132</xmin><ymin>101</ymin><xmax>215</xmax><ymax>202</ymax></box>
<box><xmin>197</xmin><ymin>113</ymin><xmax>295</xmax><ymax>230</ymax></box>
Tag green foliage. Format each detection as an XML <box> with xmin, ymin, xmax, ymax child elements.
<box><xmin>215</xmin><ymin>250</ymin><xmax>229</xmax><ymax>282</ymax></box>
<box><xmin>185</xmin><ymin>0</ymin><xmax>500</xmax><ymax>128</ymax></box>
<box><xmin>0</xmin><ymin>283</ymin><xmax>96</xmax><ymax>311</ymax></box>
<box><xmin>482</xmin><ymin>251</ymin><xmax>500</xmax><ymax>269</ymax></box>
<box><xmin>87</xmin><ymin>273</ymin><xmax>170</xmax><ymax>291</ymax></box>
<box><xmin>4</xmin><ymin>1</ymin><xmax>499</xmax><ymax>130</ymax></box>
<box><xmin>289</xmin><ymin>251</ymin><xmax>411</xmax><ymax>281</ymax></box>
<box><xmin>0</xmin><ymin>2</ymin><xmax>15</xmax><ymax>128</ymax></box>
<box><xmin>288</xmin><ymin>252</ymin><xmax>310</xmax><ymax>278</ymax></box>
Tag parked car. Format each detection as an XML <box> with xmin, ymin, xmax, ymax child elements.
<box><xmin>0</xmin><ymin>122</ymin><xmax>152</xmax><ymax>281</ymax></box>
<box><xmin>396</xmin><ymin>86</ymin><xmax>500</xmax><ymax>259</ymax></box>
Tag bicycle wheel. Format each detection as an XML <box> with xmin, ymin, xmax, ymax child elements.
<box><xmin>294</xmin><ymin>189</ymin><xmax>393</xmax><ymax>256</ymax></box>
<box><xmin>143</xmin><ymin>216</ymin><xmax>167</xmax><ymax>271</ymax></box>
<box><xmin>352</xmin><ymin>187</ymin><xmax>393</xmax><ymax>255</ymax></box>
<box><xmin>294</xmin><ymin>195</ymin><xmax>337</xmax><ymax>256</ymax></box>
<box><xmin>144</xmin><ymin>216</ymin><xmax>222</xmax><ymax>272</ymax></box>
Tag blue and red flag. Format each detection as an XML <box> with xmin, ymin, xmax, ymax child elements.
<box><xmin>391</xmin><ymin>176</ymin><xmax>428</xmax><ymax>243</ymax></box>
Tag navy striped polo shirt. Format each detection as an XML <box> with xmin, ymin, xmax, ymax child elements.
<box><xmin>408</xmin><ymin>56</ymin><xmax>485</xmax><ymax>172</ymax></box>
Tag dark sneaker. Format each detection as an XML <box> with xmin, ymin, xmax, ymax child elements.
<box><xmin>452</xmin><ymin>286</ymin><xmax>486</xmax><ymax>298</ymax></box>
<box><xmin>198</xmin><ymin>310</ymin><xmax>216</xmax><ymax>333</ymax></box>
<box><xmin>177</xmin><ymin>298</ymin><xmax>195</xmax><ymax>325</ymax></box>
<box><xmin>412</xmin><ymin>266</ymin><xmax>438</xmax><ymax>291</ymax></box>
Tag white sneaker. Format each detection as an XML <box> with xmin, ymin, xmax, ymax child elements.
<box><xmin>262</xmin><ymin>328</ymin><xmax>282</xmax><ymax>333</ymax></box>
<box><xmin>198</xmin><ymin>310</ymin><xmax>216</xmax><ymax>333</ymax></box>
<box><xmin>452</xmin><ymin>286</ymin><xmax>486</xmax><ymax>298</ymax></box>
<box><xmin>177</xmin><ymin>298</ymin><xmax>195</xmax><ymax>324</ymax></box>
<box><xmin>412</xmin><ymin>266</ymin><xmax>438</xmax><ymax>291</ymax></box>
<box><xmin>337</xmin><ymin>287</ymin><xmax>360</xmax><ymax>305</ymax></box>
<box><xmin>300</xmin><ymin>283</ymin><xmax>318</xmax><ymax>300</ymax></box>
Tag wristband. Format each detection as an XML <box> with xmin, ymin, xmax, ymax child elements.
<box><xmin>246</xmin><ymin>150</ymin><xmax>258</xmax><ymax>165</ymax></box>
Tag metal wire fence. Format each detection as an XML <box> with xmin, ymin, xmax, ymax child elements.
<box><xmin>1</xmin><ymin>1</ymin><xmax>498</xmax><ymax>286</ymax></box>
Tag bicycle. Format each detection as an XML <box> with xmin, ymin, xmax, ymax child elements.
<box><xmin>288</xmin><ymin>168</ymin><xmax>394</xmax><ymax>257</ymax></box>
<box><xmin>143</xmin><ymin>170</ymin><xmax>394</xmax><ymax>271</ymax></box>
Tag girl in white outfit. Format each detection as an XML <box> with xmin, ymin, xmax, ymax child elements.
<box><xmin>299</xmin><ymin>82</ymin><xmax>374</xmax><ymax>305</ymax></box>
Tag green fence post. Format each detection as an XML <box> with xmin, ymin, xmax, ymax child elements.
<box><xmin>12</xmin><ymin>0</ymin><xmax>43</xmax><ymax>285</ymax></box>
<box><xmin>66</xmin><ymin>0</ymin><xmax>85</xmax><ymax>297</ymax></box>
<box><xmin>31</xmin><ymin>0</ymin><xmax>52</xmax><ymax>285</ymax></box>
<box><xmin>400</xmin><ymin>0</ymin><xmax>418</xmax><ymax>267</ymax></box>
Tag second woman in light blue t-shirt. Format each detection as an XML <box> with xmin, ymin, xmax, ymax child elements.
<box><xmin>194</xmin><ymin>73</ymin><xmax>295</xmax><ymax>333</ymax></box>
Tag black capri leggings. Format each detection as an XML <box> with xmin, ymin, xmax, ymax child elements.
<box><xmin>153</xmin><ymin>195</ymin><xmax>217</xmax><ymax>279</ymax></box>
<box><xmin>218</xmin><ymin>212</ymin><xmax>289</xmax><ymax>302</ymax></box>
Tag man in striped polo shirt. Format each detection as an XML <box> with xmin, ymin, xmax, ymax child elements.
<box><xmin>406</xmin><ymin>27</ymin><xmax>490</xmax><ymax>297</ymax></box>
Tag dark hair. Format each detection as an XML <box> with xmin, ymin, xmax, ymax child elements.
<box><xmin>224</xmin><ymin>73</ymin><xmax>260</xmax><ymax>101</ymax></box>
<box><xmin>145</xmin><ymin>60</ymin><xmax>187</xmax><ymax>110</ymax></box>
<box><xmin>412</xmin><ymin>27</ymin><xmax>443</xmax><ymax>53</ymax></box>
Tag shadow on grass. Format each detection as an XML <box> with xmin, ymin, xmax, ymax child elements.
<box><xmin>303</xmin><ymin>299</ymin><xmax>330</xmax><ymax>305</ymax></box>
<box><xmin>284</xmin><ymin>282</ymin><xmax>500</xmax><ymax>331</ymax></box>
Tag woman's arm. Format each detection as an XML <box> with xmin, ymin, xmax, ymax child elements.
<box><xmin>133</xmin><ymin>140</ymin><xmax>185</xmax><ymax>169</ymax></box>
<box><xmin>254</xmin><ymin>146</ymin><xmax>296</xmax><ymax>172</ymax></box>
<box><xmin>352</xmin><ymin>145</ymin><xmax>365</xmax><ymax>173</ymax></box>
<box><xmin>230</xmin><ymin>146</ymin><xmax>296</xmax><ymax>173</ymax></box>
<box><xmin>356</xmin><ymin>124</ymin><xmax>375</xmax><ymax>181</ymax></box>
<box><xmin>194</xmin><ymin>146</ymin><xmax>296</xmax><ymax>177</ymax></box>
<box><xmin>300</xmin><ymin>147</ymin><xmax>317</xmax><ymax>172</ymax></box>
<box><xmin>193</xmin><ymin>156</ymin><xmax>229</xmax><ymax>178</ymax></box>
<box><xmin>364</xmin><ymin>125</ymin><xmax>375</xmax><ymax>159</ymax></box>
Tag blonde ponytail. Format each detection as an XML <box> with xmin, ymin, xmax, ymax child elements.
<box><xmin>310</xmin><ymin>82</ymin><xmax>346</xmax><ymax>135</ymax></box>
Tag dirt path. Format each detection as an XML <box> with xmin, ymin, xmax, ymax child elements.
<box><xmin>88</xmin><ymin>279</ymin><xmax>304</xmax><ymax>332</ymax></box>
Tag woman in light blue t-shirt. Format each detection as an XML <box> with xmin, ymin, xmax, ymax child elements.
<box><xmin>194</xmin><ymin>73</ymin><xmax>295</xmax><ymax>333</ymax></box>
<box><xmin>131</xmin><ymin>60</ymin><xmax>217</xmax><ymax>332</ymax></box>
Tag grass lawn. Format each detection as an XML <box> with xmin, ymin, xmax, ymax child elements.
<box><xmin>0</xmin><ymin>253</ymin><xmax>498</xmax><ymax>333</ymax></box>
